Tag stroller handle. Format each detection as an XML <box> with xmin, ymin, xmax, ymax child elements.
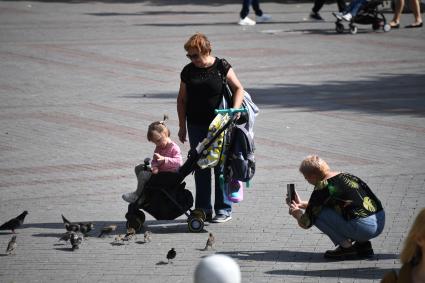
<box><xmin>215</xmin><ymin>108</ymin><xmax>248</xmax><ymax>115</ymax></box>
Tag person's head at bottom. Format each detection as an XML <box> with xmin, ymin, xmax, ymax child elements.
<box><xmin>194</xmin><ymin>254</ymin><xmax>241</xmax><ymax>283</ymax></box>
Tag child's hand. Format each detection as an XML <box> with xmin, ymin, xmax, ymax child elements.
<box><xmin>153</xmin><ymin>153</ymin><xmax>165</xmax><ymax>163</ymax></box>
<box><xmin>151</xmin><ymin>167</ymin><xmax>159</xmax><ymax>174</ymax></box>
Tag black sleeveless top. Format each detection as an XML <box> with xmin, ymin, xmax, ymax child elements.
<box><xmin>180</xmin><ymin>57</ymin><xmax>231</xmax><ymax>126</ymax></box>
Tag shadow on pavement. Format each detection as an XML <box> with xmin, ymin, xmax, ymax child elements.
<box><xmin>265</xmin><ymin>266</ymin><xmax>395</xmax><ymax>279</ymax></box>
<box><xmin>220</xmin><ymin>249</ymin><xmax>398</xmax><ymax>263</ymax></box>
<box><xmin>128</xmin><ymin>73</ymin><xmax>425</xmax><ymax>117</ymax></box>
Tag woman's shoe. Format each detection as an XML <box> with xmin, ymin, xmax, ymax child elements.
<box><xmin>405</xmin><ymin>22</ymin><xmax>423</xmax><ymax>28</ymax></box>
<box><xmin>389</xmin><ymin>21</ymin><xmax>400</xmax><ymax>29</ymax></box>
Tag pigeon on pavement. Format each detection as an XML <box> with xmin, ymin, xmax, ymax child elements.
<box><xmin>167</xmin><ymin>248</ymin><xmax>176</xmax><ymax>263</ymax></box>
<box><xmin>98</xmin><ymin>224</ymin><xmax>117</xmax><ymax>238</ymax></box>
<box><xmin>6</xmin><ymin>235</ymin><xmax>17</xmax><ymax>255</ymax></box>
<box><xmin>203</xmin><ymin>232</ymin><xmax>215</xmax><ymax>251</ymax></box>
<box><xmin>0</xmin><ymin>211</ymin><xmax>28</xmax><ymax>233</ymax></box>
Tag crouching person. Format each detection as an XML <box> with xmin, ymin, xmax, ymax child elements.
<box><xmin>288</xmin><ymin>155</ymin><xmax>385</xmax><ymax>260</ymax></box>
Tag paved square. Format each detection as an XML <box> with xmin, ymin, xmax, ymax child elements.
<box><xmin>1</xmin><ymin>1</ymin><xmax>425</xmax><ymax>282</ymax></box>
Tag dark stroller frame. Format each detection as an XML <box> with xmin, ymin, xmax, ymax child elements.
<box><xmin>334</xmin><ymin>0</ymin><xmax>391</xmax><ymax>34</ymax></box>
<box><xmin>125</xmin><ymin>108</ymin><xmax>247</xmax><ymax>233</ymax></box>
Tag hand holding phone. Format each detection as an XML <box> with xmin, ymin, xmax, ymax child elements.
<box><xmin>287</xmin><ymin>184</ymin><xmax>296</xmax><ymax>214</ymax></box>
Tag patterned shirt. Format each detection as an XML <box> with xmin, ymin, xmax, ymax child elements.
<box><xmin>300</xmin><ymin>173</ymin><xmax>383</xmax><ymax>228</ymax></box>
<box><xmin>151</xmin><ymin>141</ymin><xmax>182</xmax><ymax>173</ymax></box>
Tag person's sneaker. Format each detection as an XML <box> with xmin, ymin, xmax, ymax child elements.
<box><xmin>341</xmin><ymin>13</ymin><xmax>353</xmax><ymax>21</ymax></box>
<box><xmin>324</xmin><ymin>245</ymin><xmax>357</xmax><ymax>260</ymax></box>
<box><xmin>353</xmin><ymin>241</ymin><xmax>374</xmax><ymax>257</ymax></box>
<box><xmin>310</xmin><ymin>11</ymin><xmax>324</xmax><ymax>20</ymax></box>
<box><xmin>332</xmin><ymin>12</ymin><xmax>344</xmax><ymax>20</ymax></box>
<box><xmin>238</xmin><ymin>17</ymin><xmax>256</xmax><ymax>26</ymax></box>
<box><xmin>122</xmin><ymin>192</ymin><xmax>138</xmax><ymax>203</ymax></box>
<box><xmin>212</xmin><ymin>214</ymin><xmax>232</xmax><ymax>223</ymax></box>
<box><xmin>256</xmin><ymin>13</ymin><xmax>272</xmax><ymax>23</ymax></box>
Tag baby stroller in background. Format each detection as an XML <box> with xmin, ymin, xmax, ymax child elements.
<box><xmin>334</xmin><ymin>0</ymin><xmax>391</xmax><ymax>34</ymax></box>
<box><xmin>125</xmin><ymin>108</ymin><xmax>247</xmax><ymax>233</ymax></box>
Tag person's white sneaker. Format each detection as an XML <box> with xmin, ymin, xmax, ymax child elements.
<box><xmin>122</xmin><ymin>191</ymin><xmax>138</xmax><ymax>203</ymax></box>
<box><xmin>238</xmin><ymin>17</ymin><xmax>256</xmax><ymax>26</ymax></box>
<box><xmin>342</xmin><ymin>13</ymin><xmax>353</xmax><ymax>21</ymax></box>
<box><xmin>332</xmin><ymin>12</ymin><xmax>344</xmax><ymax>20</ymax></box>
<box><xmin>256</xmin><ymin>13</ymin><xmax>272</xmax><ymax>23</ymax></box>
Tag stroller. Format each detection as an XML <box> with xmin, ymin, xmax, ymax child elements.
<box><xmin>125</xmin><ymin>108</ymin><xmax>247</xmax><ymax>233</ymax></box>
<box><xmin>334</xmin><ymin>0</ymin><xmax>391</xmax><ymax>34</ymax></box>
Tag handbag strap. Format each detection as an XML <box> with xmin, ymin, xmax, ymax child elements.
<box><xmin>217</xmin><ymin>58</ymin><xmax>233</xmax><ymax>106</ymax></box>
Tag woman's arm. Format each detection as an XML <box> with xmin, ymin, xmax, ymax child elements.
<box><xmin>177</xmin><ymin>81</ymin><xmax>187</xmax><ymax>143</ymax></box>
<box><xmin>226</xmin><ymin>68</ymin><xmax>244</xmax><ymax>109</ymax></box>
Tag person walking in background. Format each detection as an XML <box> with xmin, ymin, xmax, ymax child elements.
<box><xmin>381</xmin><ymin>208</ymin><xmax>425</xmax><ymax>282</ymax></box>
<box><xmin>389</xmin><ymin>0</ymin><xmax>423</xmax><ymax>28</ymax></box>
<box><xmin>288</xmin><ymin>155</ymin><xmax>385</xmax><ymax>260</ymax></box>
<box><xmin>238</xmin><ymin>0</ymin><xmax>272</xmax><ymax>26</ymax></box>
<box><xmin>177</xmin><ymin>33</ymin><xmax>245</xmax><ymax>223</ymax></box>
<box><xmin>310</xmin><ymin>0</ymin><xmax>346</xmax><ymax>20</ymax></box>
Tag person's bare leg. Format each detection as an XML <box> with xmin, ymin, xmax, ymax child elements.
<box><xmin>410</xmin><ymin>0</ymin><xmax>423</xmax><ymax>25</ymax></box>
<box><xmin>391</xmin><ymin>0</ymin><xmax>404</xmax><ymax>25</ymax></box>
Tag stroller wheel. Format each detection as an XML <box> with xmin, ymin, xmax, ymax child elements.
<box><xmin>350</xmin><ymin>25</ymin><xmax>358</xmax><ymax>34</ymax></box>
<box><xmin>188</xmin><ymin>217</ymin><xmax>204</xmax><ymax>233</ymax></box>
<box><xmin>191</xmin><ymin>208</ymin><xmax>207</xmax><ymax>221</ymax></box>
<box><xmin>336</xmin><ymin>23</ymin><xmax>344</xmax><ymax>33</ymax></box>
<box><xmin>383</xmin><ymin>23</ymin><xmax>391</xmax><ymax>32</ymax></box>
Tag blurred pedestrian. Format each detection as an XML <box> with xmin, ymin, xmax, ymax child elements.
<box><xmin>238</xmin><ymin>0</ymin><xmax>272</xmax><ymax>26</ymax></box>
<box><xmin>310</xmin><ymin>0</ymin><xmax>346</xmax><ymax>20</ymax></box>
<box><xmin>381</xmin><ymin>208</ymin><xmax>425</xmax><ymax>282</ymax></box>
<box><xmin>288</xmin><ymin>155</ymin><xmax>385</xmax><ymax>260</ymax></box>
<box><xmin>389</xmin><ymin>0</ymin><xmax>422</xmax><ymax>28</ymax></box>
<box><xmin>194</xmin><ymin>254</ymin><xmax>241</xmax><ymax>283</ymax></box>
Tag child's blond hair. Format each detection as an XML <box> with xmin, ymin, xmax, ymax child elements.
<box><xmin>147</xmin><ymin>115</ymin><xmax>170</xmax><ymax>142</ymax></box>
<box><xmin>400</xmin><ymin>208</ymin><xmax>425</xmax><ymax>264</ymax></box>
<box><xmin>299</xmin><ymin>155</ymin><xmax>330</xmax><ymax>178</ymax></box>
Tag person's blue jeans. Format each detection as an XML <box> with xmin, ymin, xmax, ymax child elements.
<box><xmin>187</xmin><ymin>124</ymin><xmax>232</xmax><ymax>217</ymax></box>
<box><xmin>240</xmin><ymin>0</ymin><xmax>263</xmax><ymax>19</ymax></box>
<box><xmin>345</xmin><ymin>0</ymin><xmax>367</xmax><ymax>16</ymax></box>
<box><xmin>314</xmin><ymin>207</ymin><xmax>385</xmax><ymax>246</ymax></box>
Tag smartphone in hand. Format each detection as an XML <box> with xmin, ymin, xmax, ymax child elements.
<box><xmin>287</xmin><ymin>183</ymin><xmax>296</xmax><ymax>204</ymax></box>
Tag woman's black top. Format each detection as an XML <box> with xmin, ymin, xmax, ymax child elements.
<box><xmin>180</xmin><ymin>57</ymin><xmax>231</xmax><ymax>126</ymax></box>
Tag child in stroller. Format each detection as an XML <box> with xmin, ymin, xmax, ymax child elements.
<box><xmin>122</xmin><ymin>115</ymin><xmax>183</xmax><ymax>204</ymax></box>
<box><xmin>124</xmin><ymin>108</ymin><xmax>247</xmax><ymax>233</ymax></box>
<box><xmin>332</xmin><ymin>0</ymin><xmax>391</xmax><ymax>34</ymax></box>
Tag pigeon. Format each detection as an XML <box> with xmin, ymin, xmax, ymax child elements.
<box><xmin>70</xmin><ymin>232</ymin><xmax>82</xmax><ymax>251</ymax></box>
<box><xmin>203</xmin><ymin>232</ymin><xmax>215</xmax><ymax>251</ymax></box>
<box><xmin>58</xmin><ymin>231</ymin><xmax>73</xmax><ymax>243</ymax></box>
<box><xmin>6</xmin><ymin>235</ymin><xmax>17</xmax><ymax>255</ymax></box>
<box><xmin>0</xmin><ymin>211</ymin><xmax>28</xmax><ymax>233</ymax></box>
<box><xmin>144</xmin><ymin>231</ymin><xmax>152</xmax><ymax>243</ymax></box>
<box><xmin>98</xmin><ymin>224</ymin><xmax>117</xmax><ymax>238</ymax></box>
<box><xmin>167</xmin><ymin>248</ymin><xmax>176</xmax><ymax>263</ymax></box>
<box><xmin>123</xmin><ymin>227</ymin><xmax>136</xmax><ymax>242</ymax></box>
<box><xmin>62</xmin><ymin>214</ymin><xmax>93</xmax><ymax>236</ymax></box>
<box><xmin>114</xmin><ymin>234</ymin><xmax>124</xmax><ymax>242</ymax></box>
<box><xmin>79</xmin><ymin>222</ymin><xmax>94</xmax><ymax>236</ymax></box>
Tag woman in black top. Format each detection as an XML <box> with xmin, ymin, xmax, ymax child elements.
<box><xmin>177</xmin><ymin>33</ymin><xmax>245</xmax><ymax>223</ymax></box>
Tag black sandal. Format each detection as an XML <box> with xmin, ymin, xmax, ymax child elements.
<box><xmin>405</xmin><ymin>22</ymin><xmax>423</xmax><ymax>28</ymax></box>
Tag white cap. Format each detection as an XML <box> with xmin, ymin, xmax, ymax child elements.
<box><xmin>194</xmin><ymin>254</ymin><xmax>241</xmax><ymax>283</ymax></box>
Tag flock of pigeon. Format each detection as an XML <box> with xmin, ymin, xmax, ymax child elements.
<box><xmin>1</xmin><ymin>211</ymin><xmax>216</xmax><ymax>263</ymax></box>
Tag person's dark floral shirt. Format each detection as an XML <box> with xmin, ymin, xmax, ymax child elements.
<box><xmin>300</xmin><ymin>173</ymin><xmax>383</xmax><ymax>228</ymax></box>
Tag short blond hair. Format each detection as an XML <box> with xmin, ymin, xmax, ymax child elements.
<box><xmin>184</xmin><ymin>32</ymin><xmax>211</xmax><ymax>55</ymax></box>
<box><xmin>400</xmin><ymin>208</ymin><xmax>425</xmax><ymax>264</ymax></box>
<box><xmin>299</xmin><ymin>155</ymin><xmax>330</xmax><ymax>177</ymax></box>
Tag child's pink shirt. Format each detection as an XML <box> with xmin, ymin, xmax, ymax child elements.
<box><xmin>151</xmin><ymin>141</ymin><xmax>182</xmax><ymax>172</ymax></box>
